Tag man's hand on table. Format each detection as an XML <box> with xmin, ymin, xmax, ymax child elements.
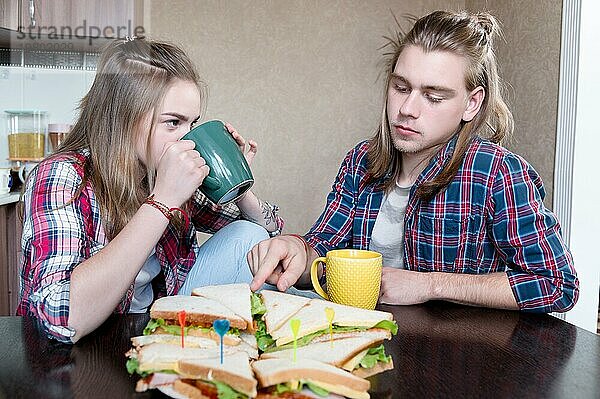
<box><xmin>247</xmin><ymin>235</ymin><xmax>308</xmax><ymax>292</ymax></box>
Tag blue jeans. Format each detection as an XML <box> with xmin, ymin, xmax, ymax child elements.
<box><xmin>179</xmin><ymin>220</ymin><xmax>320</xmax><ymax>298</ymax></box>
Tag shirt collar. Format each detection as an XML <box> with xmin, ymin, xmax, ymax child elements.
<box><xmin>414</xmin><ymin>134</ymin><xmax>460</xmax><ymax>188</ymax></box>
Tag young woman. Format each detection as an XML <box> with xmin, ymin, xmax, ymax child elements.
<box><xmin>17</xmin><ymin>38</ymin><xmax>283</xmax><ymax>343</ymax></box>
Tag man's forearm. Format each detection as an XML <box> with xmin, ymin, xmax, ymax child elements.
<box><xmin>428</xmin><ymin>271</ymin><xmax>519</xmax><ymax>310</ymax></box>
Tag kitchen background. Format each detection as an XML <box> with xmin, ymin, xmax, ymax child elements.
<box><xmin>0</xmin><ymin>0</ymin><xmax>563</xmax><ymax>229</ymax></box>
<box><xmin>0</xmin><ymin>0</ymin><xmax>597</xmax><ymax>332</ymax></box>
<box><xmin>0</xmin><ymin>64</ymin><xmax>96</xmax><ymax>167</ymax></box>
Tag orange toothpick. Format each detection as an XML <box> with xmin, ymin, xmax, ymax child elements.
<box><xmin>178</xmin><ymin>310</ymin><xmax>186</xmax><ymax>348</ymax></box>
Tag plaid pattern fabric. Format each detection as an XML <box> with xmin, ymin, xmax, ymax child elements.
<box><xmin>305</xmin><ymin>137</ymin><xmax>578</xmax><ymax>313</ymax></box>
<box><xmin>16</xmin><ymin>151</ymin><xmax>279</xmax><ymax>342</ymax></box>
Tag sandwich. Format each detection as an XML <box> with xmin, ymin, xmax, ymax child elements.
<box><xmin>127</xmin><ymin>342</ymin><xmax>257</xmax><ymax>398</ymax></box>
<box><xmin>252</xmin><ymin>358</ymin><xmax>370</xmax><ymax>399</ymax></box>
<box><xmin>174</xmin><ymin>351</ymin><xmax>257</xmax><ymax>399</ymax></box>
<box><xmin>254</xmin><ymin>291</ymin><xmax>397</xmax><ymax>352</ymax></box>
<box><xmin>192</xmin><ymin>283</ymin><xmax>254</xmax><ymax>332</ymax></box>
<box><xmin>259</xmin><ymin>332</ymin><xmax>394</xmax><ymax>378</ymax></box>
<box><xmin>125</xmin><ymin>285</ymin><xmax>398</xmax><ymax>398</ymax></box>
<box><xmin>144</xmin><ymin>294</ymin><xmax>246</xmax><ymax>342</ymax></box>
<box><xmin>259</xmin><ymin>289</ymin><xmax>311</xmax><ymax>334</ymax></box>
<box><xmin>139</xmin><ymin>285</ymin><xmax>259</xmax><ymax>358</ymax></box>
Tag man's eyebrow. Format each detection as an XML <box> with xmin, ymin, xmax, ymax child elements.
<box><xmin>390</xmin><ymin>73</ymin><xmax>456</xmax><ymax>95</ymax></box>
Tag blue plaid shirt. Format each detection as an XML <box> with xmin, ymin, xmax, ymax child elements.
<box><xmin>305</xmin><ymin>137</ymin><xmax>578</xmax><ymax>313</ymax></box>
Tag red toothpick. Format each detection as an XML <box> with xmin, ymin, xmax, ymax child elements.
<box><xmin>178</xmin><ymin>310</ymin><xmax>186</xmax><ymax>348</ymax></box>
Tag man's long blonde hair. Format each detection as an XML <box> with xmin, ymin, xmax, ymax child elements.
<box><xmin>368</xmin><ymin>10</ymin><xmax>514</xmax><ymax>199</ymax></box>
<box><xmin>56</xmin><ymin>38</ymin><xmax>205</xmax><ymax>239</ymax></box>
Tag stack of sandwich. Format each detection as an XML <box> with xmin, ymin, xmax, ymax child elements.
<box><xmin>126</xmin><ymin>283</ymin><xmax>397</xmax><ymax>399</ymax></box>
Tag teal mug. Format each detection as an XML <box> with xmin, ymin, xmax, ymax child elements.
<box><xmin>181</xmin><ymin>120</ymin><xmax>254</xmax><ymax>205</ymax></box>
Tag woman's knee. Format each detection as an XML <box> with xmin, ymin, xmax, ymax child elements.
<box><xmin>219</xmin><ymin>220</ymin><xmax>269</xmax><ymax>245</ymax></box>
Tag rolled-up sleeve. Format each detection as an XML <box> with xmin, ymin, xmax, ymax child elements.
<box><xmin>189</xmin><ymin>190</ymin><xmax>284</xmax><ymax>236</ymax></box>
<box><xmin>18</xmin><ymin>159</ymin><xmax>94</xmax><ymax>343</ymax></box>
<box><xmin>491</xmin><ymin>154</ymin><xmax>579</xmax><ymax>312</ymax></box>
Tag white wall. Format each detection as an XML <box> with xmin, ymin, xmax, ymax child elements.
<box><xmin>0</xmin><ymin>67</ymin><xmax>95</xmax><ymax>168</ymax></box>
<box><xmin>564</xmin><ymin>0</ymin><xmax>600</xmax><ymax>332</ymax></box>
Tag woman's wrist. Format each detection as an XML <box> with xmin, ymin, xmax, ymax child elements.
<box><xmin>238</xmin><ymin>194</ymin><xmax>283</xmax><ymax>236</ymax></box>
<box><xmin>143</xmin><ymin>194</ymin><xmax>190</xmax><ymax>230</ymax></box>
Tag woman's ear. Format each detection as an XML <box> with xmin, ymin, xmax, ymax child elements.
<box><xmin>462</xmin><ymin>86</ymin><xmax>485</xmax><ymax>122</ymax></box>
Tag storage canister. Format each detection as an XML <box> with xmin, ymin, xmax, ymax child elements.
<box><xmin>6</xmin><ymin>110</ymin><xmax>48</xmax><ymax>161</ymax></box>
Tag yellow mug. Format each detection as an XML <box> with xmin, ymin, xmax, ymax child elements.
<box><xmin>310</xmin><ymin>249</ymin><xmax>382</xmax><ymax>309</ymax></box>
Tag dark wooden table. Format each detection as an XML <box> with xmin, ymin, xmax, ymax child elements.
<box><xmin>1</xmin><ymin>301</ymin><xmax>598</xmax><ymax>398</ymax></box>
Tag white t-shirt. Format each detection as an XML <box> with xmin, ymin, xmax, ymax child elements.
<box><xmin>369</xmin><ymin>182</ymin><xmax>412</xmax><ymax>269</ymax></box>
<box><xmin>129</xmin><ymin>251</ymin><xmax>161</xmax><ymax>313</ymax></box>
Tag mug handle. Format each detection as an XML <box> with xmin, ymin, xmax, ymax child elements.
<box><xmin>310</xmin><ymin>257</ymin><xmax>329</xmax><ymax>300</ymax></box>
<box><xmin>18</xmin><ymin>164</ymin><xmax>26</xmax><ymax>184</ymax></box>
<box><xmin>202</xmin><ymin>175</ymin><xmax>221</xmax><ymax>191</ymax></box>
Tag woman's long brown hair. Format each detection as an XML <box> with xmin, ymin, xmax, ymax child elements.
<box><xmin>54</xmin><ymin>38</ymin><xmax>205</xmax><ymax>239</ymax></box>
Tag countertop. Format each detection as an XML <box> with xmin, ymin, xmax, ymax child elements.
<box><xmin>0</xmin><ymin>192</ymin><xmax>21</xmax><ymax>206</ymax></box>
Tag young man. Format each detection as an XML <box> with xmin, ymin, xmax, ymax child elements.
<box><xmin>247</xmin><ymin>10</ymin><xmax>578</xmax><ymax>313</ymax></box>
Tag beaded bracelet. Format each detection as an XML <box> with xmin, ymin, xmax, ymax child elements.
<box><xmin>144</xmin><ymin>194</ymin><xmax>190</xmax><ymax>230</ymax></box>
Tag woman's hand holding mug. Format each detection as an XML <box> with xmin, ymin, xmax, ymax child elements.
<box><xmin>153</xmin><ymin>139</ymin><xmax>210</xmax><ymax>208</ymax></box>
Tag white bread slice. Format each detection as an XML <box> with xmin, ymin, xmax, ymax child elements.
<box><xmin>269</xmin><ymin>298</ymin><xmax>393</xmax><ymax>346</ymax></box>
<box><xmin>132</xmin><ymin>334</ymin><xmax>258</xmax><ymax>360</ymax></box>
<box><xmin>252</xmin><ymin>358</ymin><xmax>369</xmax><ymax>399</ymax></box>
<box><xmin>342</xmin><ymin>348</ymin><xmax>369</xmax><ymax>371</ymax></box>
<box><xmin>192</xmin><ymin>283</ymin><xmax>254</xmax><ymax>332</ymax></box>
<box><xmin>352</xmin><ymin>359</ymin><xmax>395</xmax><ymax>379</ymax></box>
<box><xmin>150</xmin><ymin>295</ymin><xmax>247</xmax><ymax>330</ymax></box>
<box><xmin>305</xmin><ymin>380</ymin><xmax>369</xmax><ymax>399</ymax></box>
<box><xmin>309</xmin><ymin>327</ymin><xmax>391</xmax><ymax>345</ymax></box>
<box><xmin>152</xmin><ymin>325</ymin><xmax>242</xmax><ymax>346</ymax></box>
<box><xmin>135</xmin><ymin>372</ymin><xmax>181</xmax><ymax>393</ymax></box>
<box><xmin>324</xmin><ymin>301</ymin><xmax>393</xmax><ymax>328</ymax></box>
<box><xmin>259</xmin><ymin>335</ymin><xmax>385</xmax><ymax>369</ymax></box>
<box><xmin>239</xmin><ymin>332</ymin><xmax>259</xmax><ymax>359</ymax></box>
<box><xmin>136</xmin><ymin>343</ymin><xmax>226</xmax><ymax>373</ymax></box>
<box><xmin>259</xmin><ymin>290</ymin><xmax>310</xmax><ymax>333</ymax></box>
<box><xmin>176</xmin><ymin>351</ymin><xmax>257</xmax><ymax>397</ymax></box>
<box><xmin>132</xmin><ymin>334</ymin><xmax>217</xmax><ymax>349</ymax></box>
<box><xmin>268</xmin><ymin>300</ymin><xmax>329</xmax><ymax>346</ymax></box>
<box><xmin>240</xmin><ymin>332</ymin><xmax>257</xmax><ymax>349</ymax></box>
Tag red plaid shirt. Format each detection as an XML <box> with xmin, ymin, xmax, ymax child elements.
<box><xmin>16</xmin><ymin>151</ymin><xmax>282</xmax><ymax>342</ymax></box>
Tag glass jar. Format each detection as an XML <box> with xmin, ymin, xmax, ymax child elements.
<box><xmin>48</xmin><ymin>123</ymin><xmax>72</xmax><ymax>152</ymax></box>
<box><xmin>6</xmin><ymin>110</ymin><xmax>48</xmax><ymax>161</ymax></box>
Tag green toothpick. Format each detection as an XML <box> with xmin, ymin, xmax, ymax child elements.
<box><xmin>290</xmin><ymin>318</ymin><xmax>301</xmax><ymax>362</ymax></box>
<box><xmin>325</xmin><ymin>307</ymin><xmax>335</xmax><ymax>347</ymax></box>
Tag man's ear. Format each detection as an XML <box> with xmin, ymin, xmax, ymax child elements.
<box><xmin>462</xmin><ymin>86</ymin><xmax>485</xmax><ymax>122</ymax></box>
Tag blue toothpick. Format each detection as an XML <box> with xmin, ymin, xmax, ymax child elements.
<box><xmin>213</xmin><ymin>319</ymin><xmax>230</xmax><ymax>364</ymax></box>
